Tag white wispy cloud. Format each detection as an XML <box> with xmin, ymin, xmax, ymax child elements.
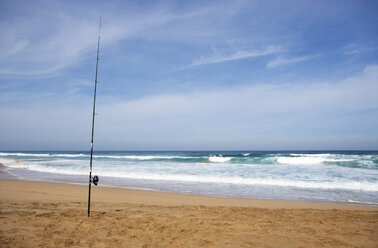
<box><xmin>0</xmin><ymin>2</ymin><xmax>219</xmax><ymax>77</ymax></box>
<box><xmin>267</xmin><ymin>54</ymin><xmax>319</xmax><ymax>68</ymax></box>
<box><xmin>343</xmin><ymin>45</ymin><xmax>378</xmax><ymax>55</ymax></box>
<box><xmin>181</xmin><ymin>45</ymin><xmax>281</xmax><ymax>69</ymax></box>
<box><xmin>2</xmin><ymin>65</ymin><xmax>377</xmax><ymax>150</ymax></box>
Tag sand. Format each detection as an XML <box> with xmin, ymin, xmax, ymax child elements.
<box><xmin>0</xmin><ymin>179</ymin><xmax>377</xmax><ymax>248</ymax></box>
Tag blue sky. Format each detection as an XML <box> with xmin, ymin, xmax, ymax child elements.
<box><xmin>0</xmin><ymin>0</ymin><xmax>378</xmax><ymax>150</ymax></box>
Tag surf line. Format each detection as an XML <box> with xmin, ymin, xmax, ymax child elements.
<box><xmin>88</xmin><ymin>17</ymin><xmax>101</xmax><ymax>217</ymax></box>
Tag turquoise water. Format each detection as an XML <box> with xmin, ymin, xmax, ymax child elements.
<box><xmin>0</xmin><ymin>151</ymin><xmax>377</xmax><ymax>204</ymax></box>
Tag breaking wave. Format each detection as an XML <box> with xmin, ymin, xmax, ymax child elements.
<box><xmin>208</xmin><ymin>156</ymin><xmax>232</xmax><ymax>163</ymax></box>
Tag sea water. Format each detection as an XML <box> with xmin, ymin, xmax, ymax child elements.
<box><xmin>0</xmin><ymin>151</ymin><xmax>377</xmax><ymax>205</ymax></box>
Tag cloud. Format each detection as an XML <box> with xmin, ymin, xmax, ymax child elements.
<box><xmin>103</xmin><ymin>65</ymin><xmax>378</xmax><ymax>122</ymax></box>
<box><xmin>181</xmin><ymin>45</ymin><xmax>280</xmax><ymax>69</ymax></box>
<box><xmin>0</xmin><ymin>14</ymin><xmax>100</xmax><ymax>77</ymax></box>
<box><xmin>343</xmin><ymin>45</ymin><xmax>378</xmax><ymax>55</ymax></box>
<box><xmin>91</xmin><ymin>64</ymin><xmax>378</xmax><ymax>149</ymax></box>
<box><xmin>1</xmin><ymin>64</ymin><xmax>377</xmax><ymax>150</ymax></box>
<box><xmin>0</xmin><ymin>1</ymin><xmax>220</xmax><ymax>77</ymax></box>
<box><xmin>267</xmin><ymin>54</ymin><xmax>319</xmax><ymax>68</ymax></box>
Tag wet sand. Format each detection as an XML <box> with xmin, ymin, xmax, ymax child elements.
<box><xmin>0</xmin><ymin>179</ymin><xmax>377</xmax><ymax>247</ymax></box>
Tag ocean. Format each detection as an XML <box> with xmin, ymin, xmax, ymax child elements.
<box><xmin>0</xmin><ymin>151</ymin><xmax>377</xmax><ymax>205</ymax></box>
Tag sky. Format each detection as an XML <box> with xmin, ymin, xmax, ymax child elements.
<box><xmin>0</xmin><ymin>0</ymin><xmax>378</xmax><ymax>150</ymax></box>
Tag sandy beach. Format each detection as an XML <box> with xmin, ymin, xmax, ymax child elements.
<box><xmin>1</xmin><ymin>0</ymin><xmax>378</xmax><ymax>246</ymax></box>
<box><xmin>0</xmin><ymin>179</ymin><xmax>377</xmax><ymax>248</ymax></box>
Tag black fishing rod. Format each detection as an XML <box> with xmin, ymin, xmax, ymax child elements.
<box><xmin>88</xmin><ymin>17</ymin><xmax>101</xmax><ymax>217</ymax></box>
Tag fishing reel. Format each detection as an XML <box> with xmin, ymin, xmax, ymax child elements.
<box><xmin>91</xmin><ymin>175</ymin><xmax>99</xmax><ymax>186</ymax></box>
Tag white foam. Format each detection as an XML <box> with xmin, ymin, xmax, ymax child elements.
<box><xmin>0</xmin><ymin>152</ymin><xmax>51</xmax><ymax>157</ymax></box>
<box><xmin>347</xmin><ymin>199</ymin><xmax>378</xmax><ymax>205</ymax></box>
<box><xmin>0</xmin><ymin>152</ymin><xmax>188</xmax><ymax>160</ymax></box>
<box><xmin>0</xmin><ymin>152</ymin><xmax>88</xmax><ymax>158</ymax></box>
<box><xmin>208</xmin><ymin>156</ymin><xmax>232</xmax><ymax>163</ymax></box>
<box><xmin>0</xmin><ymin>158</ymin><xmax>87</xmax><ymax>175</ymax></box>
<box><xmin>0</xmin><ymin>158</ymin><xmax>19</xmax><ymax>166</ymax></box>
<box><xmin>90</xmin><ymin>172</ymin><xmax>378</xmax><ymax>192</ymax></box>
<box><xmin>289</xmin><ymin>153</ymin><xmax>332</xmax><ymax>157</ymax></box>
<box><xmin>277</xmin><ymin>154</ymin><xmax>357</xmax><ymax>165</ymax></box>
<box><xmin>278</xmin><ymin>156</ymin><xmax>327</xmax><ymax>164</ymax></box>
<box><xmin>53</xmin><ymin>154</ymin><xmax>87</xmax><ymax>157</ymax></box>
<box><xmin>93</xmin><ymin>155</ymin><xmax>184</xmax><ymax>160</ymax></box>
<box><xmin>0</xmin><ymin>158</ymin><xmax>42</xmax><ymax>170</ymax></box>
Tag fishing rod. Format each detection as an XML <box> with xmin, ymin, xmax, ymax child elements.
<box><xmin>88</xmin><ymin>17</ymin><xmax>101</xmax><ymax>217</ymax></box>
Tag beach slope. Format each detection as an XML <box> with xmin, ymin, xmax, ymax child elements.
<box><xmin>0</xmin><ymin>179</ymin><xmax>377</xmax><ymax>247</ymax></box>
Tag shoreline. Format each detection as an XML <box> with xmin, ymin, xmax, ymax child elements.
<box><xmin>0</xmin><ymin>157</ymin><xmax>377</xmax><ymax>209</ymax></box>
<box><xmin>0</xmin><ymin>178</ymin><xmax>376</xmax><ymax>210</ymax></box>
<box><xmin>0</xmin><ymin>161</ymin><xmax>377</xmax><ymax>208</ymax></box>
<box><xmin>1</xmin><ymin>151</ymin><xmax>377</xmax><ymax>206</ymax></box>
<box><xmin>1</xmin><ymin>178</ymin><xmax>377</xmax><ymax>247</ymax></box>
